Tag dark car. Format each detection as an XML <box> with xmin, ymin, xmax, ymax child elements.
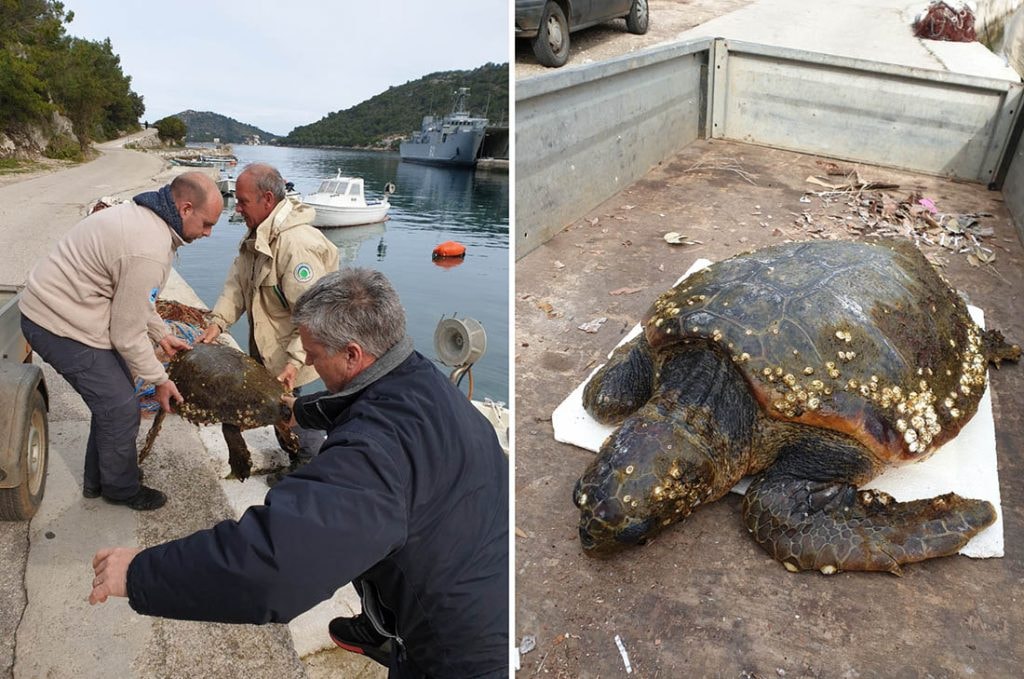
<box><xmin>516</xmin><ymin>0</ymin><xmax>650</xmax><ymax>68</ymax></box>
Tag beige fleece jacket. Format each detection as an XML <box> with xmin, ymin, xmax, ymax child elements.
<box><xmin>209</xmin><ymin>196</ymin><xmax>339</xmax><ymax>386</ymax></box>
<box><xmin>19</xmin><ymin>201</ymin><xmax>180</xmax><ymax>384</ymax></box>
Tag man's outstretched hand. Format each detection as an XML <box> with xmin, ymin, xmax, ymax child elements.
<box><xmin>90</xmin><ymin>547</ymin><xmax>141</xmax><ymax>605</ymax></box>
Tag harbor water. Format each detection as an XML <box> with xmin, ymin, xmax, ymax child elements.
<box><xmin>174</xmin><ymin>145</ymin><xmax>509</xmax><ymax>404</ymax></box>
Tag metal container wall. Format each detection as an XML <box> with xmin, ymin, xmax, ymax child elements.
<box><xmin>516</xmin><ymin>37</ymin><xmax>1022</xmax><ymax>256</ymax></box>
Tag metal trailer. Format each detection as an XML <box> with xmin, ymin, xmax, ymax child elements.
<box><xmin>515</xmin><ymin>37</ymin><xmax>1024</xmax><ymax>257</ymax></box>
<box><xmin>0</xmin><ymin>285</ymin><xmax>49</xmax><ymax>520</ymax></box>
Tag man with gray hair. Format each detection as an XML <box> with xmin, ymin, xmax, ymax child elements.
<box><xmin>90</xmin><ymin>268</ymin><xmax>509</xmax><ymax>678</ymax></box>
<box><xmin>199</xmin><ymin>162</ymin><xmax>338</xmax><ymax>483</ymax></box>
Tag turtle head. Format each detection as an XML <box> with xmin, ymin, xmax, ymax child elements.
<box><xmin>573</xmin><ymin>409</ymin><xmax>715</xmax><ymax>556</ymax></box>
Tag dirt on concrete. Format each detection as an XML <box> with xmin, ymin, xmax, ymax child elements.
<box><xmin>514</xmin><ymin>139</ymin><xmax>1024</xmax><ymax>677</ymax></box>
<box><xmin>515</xmin><ymin>0</ymin><xmax>754</xmax><ymax>79</ymax></box>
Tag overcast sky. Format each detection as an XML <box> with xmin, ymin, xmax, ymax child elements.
<box><xmin>62</xmin><ymin>0</ymin><xmax>510</xmax><ymax>135</ymax></box>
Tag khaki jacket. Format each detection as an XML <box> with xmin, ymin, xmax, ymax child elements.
<box><xmin>209</xmin><ymin>197</ymin><xmax>338</xmax><ymax>386</ymax></box>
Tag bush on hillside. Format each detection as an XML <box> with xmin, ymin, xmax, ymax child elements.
<box><xmin>154</xmin><ymin>116</ymin><xmax>186</xmax><ymax>144</ymax></box>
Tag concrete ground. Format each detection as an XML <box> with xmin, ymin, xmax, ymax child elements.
<box><xmin>0</xmin><ymin>133</ymin><xmax>384</xmax><ymax>678</ymax></box>
<box><xmin>514</xmin><ymin>2</ymin><xmax>1023</xmax><ymax>676</ymax></box>
<box><xmin>514</xmin><ymin>138</ymin><xmax>1024</xmax><ymax>676</ymax></box>
<box><xmin>516</xmin><ymin>0</ymin><xmax>1023</xmax><ymax>81</ymax></box>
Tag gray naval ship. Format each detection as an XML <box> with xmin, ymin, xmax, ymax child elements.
<box><xmin>400</xmin><ymin>87</ymin><xmax>488</xmax><ymax>167</ymax></box>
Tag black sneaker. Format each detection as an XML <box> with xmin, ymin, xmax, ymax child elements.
<box><xmin>83</xmin><ymin>485</ymin><xmax>101</xmax><ymax>499</ymax></box>
<box><xmin>328</xmin><ymin>615</ymin><xmax>393</xmax><ymax>667</ymax></box>
<box><xmin>103</xmin><ymin>485</ymin><xmax>167</xmax><ymax>511</ymax></box>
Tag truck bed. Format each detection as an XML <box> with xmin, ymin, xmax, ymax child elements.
<box><xmin>514</xmin><ymin>139</ymin><xmax>1024</xmax><ymax>677</ymax></box>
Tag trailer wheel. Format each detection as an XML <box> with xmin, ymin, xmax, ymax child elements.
<box><xmin>0</xmin><ymin>390</ymin><xmax>48</xmax><ymax>520</ymax></box>
<box><xmin>532</xmin><ymin>2</ymin><xmax>570</xmax><ymax>67</ymax></box>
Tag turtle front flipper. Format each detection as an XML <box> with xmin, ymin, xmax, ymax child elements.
<box><xmin>576</xmin><ymin>346</ymin><xmax>759</xmax><ymax>555</ymax></box>
<box><xmin>742</xmin><ymin>473</ymin><xmax>996</xmax><ymax>575</ymax></box>
<box><xmin>222</xmin><ymin>423</ymin><xmax>253</xmax><ymax>482</ymax></box>
<box><xmin>582</xmin><ymin>333</ymin><xmax>655</xmax><ymax>424</ymax></box>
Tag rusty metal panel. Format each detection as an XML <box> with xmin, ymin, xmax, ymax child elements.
<box><xmin>515</xmin><ymin>40</ymin><xmax>711</xmax><ymax>258</ymax></box>
<box><xmin>715</xmin><ymin>40</ymin><xmax>1023</xmax><ymax>183</ymax></box>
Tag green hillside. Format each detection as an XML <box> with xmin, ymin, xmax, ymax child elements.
<box><xmin>282</xmin><ymin>63</ymin><xmax>508</xmax><ymax>149</ymax></box>
<box><xmin>173</xmin><ymin>110</ymin><xmax>279</xmax><ymax>143</ymax></box>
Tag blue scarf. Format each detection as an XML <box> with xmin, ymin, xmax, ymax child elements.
<box><xmin>133</xmin><ymin>185</ymin><xmax>184</xmax><ymax>239</ymax></box>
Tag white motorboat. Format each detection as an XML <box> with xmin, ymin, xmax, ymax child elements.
<box><xmin>216</xmin><ymin>170</ymin><xmax>236</xmax><ymax>195</ymax></box>
<box><xmin>303</xmin><ymin>171</ymin><xmax>394</xmax><ymax>228</ymax></box>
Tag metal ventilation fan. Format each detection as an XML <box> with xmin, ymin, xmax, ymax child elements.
<box><xmin>433</xmin><ymin>317</ymin><xmax>487</xmax><ymax>398</ymax></box>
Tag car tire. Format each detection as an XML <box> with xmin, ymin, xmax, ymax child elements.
<box><xmin>532</xmin><ymin>1</ymin><xmax>570</xmax><ymax>67</ymax></box>
<box><xmin>626</xmin><ymin>0</ymin><xmax>650</xmax><ymax>35</ymax></box>
<box><xmin>0</xmin><ymin>389</ymin><xmax>47</xmax><ymax>521</ymax></box>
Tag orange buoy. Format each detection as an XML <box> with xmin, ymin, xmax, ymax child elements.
<box><xmin>432</xmin><ymin>241</ymin><xmax>466</xmax><ymax>259</ymax></box>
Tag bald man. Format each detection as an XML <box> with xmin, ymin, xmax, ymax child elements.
<box><xmin>19</xmin><ymin>171</ymin><xmax>222</xmax><ymax>510</ymax></box>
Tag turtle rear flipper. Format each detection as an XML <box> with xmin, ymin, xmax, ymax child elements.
<box><xmin>742</xmin><ymin>474</ymin><xmax>996</xmax><ymax>575</ymax></box>
<box><xmin>222</xmin><ymin>423</ymin><xmax>253</xmax><ymax>481</ymax></box>
<box><xmin>139</xmin><ymin>409</ymin><xmax>167</xmax><ymax>463</ymax></box>
<box><xmin>981</xmin><ymin>328</ymin><xmax>1021</xmax><ymax>366</ymax></box>
<box><xmin>582</xmin><ymin>334</ymin><xmax>655</xmax><ymax>424</ymax></box>
<box><xmin>273</xmin><ymin>420</ymin><xmax>300</xmax><ymax>459</ymax></box>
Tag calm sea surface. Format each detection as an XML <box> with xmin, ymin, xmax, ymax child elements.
<box><xmin>173</xmin><ymin>145</ymin><xmax>509</xmax><ymax>404</ymax></box>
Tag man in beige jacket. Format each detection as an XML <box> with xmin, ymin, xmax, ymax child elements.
<box><xmin>199</xmin><ymin>163</ymin><xmax>338</xmax><ymax>484</ymax></box>
<box><xmin>20</xmin><ymin>171</ymin><xmax>222</xmax><ymax>510</ymax></box>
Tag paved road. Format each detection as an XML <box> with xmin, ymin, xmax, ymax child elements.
<box><xmin>0</xmin><ymin>130</ymin><xmax>166</xmax><ymax>286</ymax></box>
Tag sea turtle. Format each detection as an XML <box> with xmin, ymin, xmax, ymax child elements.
<box><xmin>139</xmin><ymin>343</ymin><xmax>298</xmax><ymax>481</ymax></box>
<box><xmin>575</xmin><ymin>239</ymin><xmax>1020</xmax><ymax>574</ymax></box>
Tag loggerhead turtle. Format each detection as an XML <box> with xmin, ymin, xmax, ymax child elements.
<box><xmin>574</xmin><ymin>239</ymin><xmax>1020</xmax><ymax>574</ymax></box>
<box><xmin>140</xmin><ymin>343</ymin><xmax>298</xmax><ymax>481</ymax></box>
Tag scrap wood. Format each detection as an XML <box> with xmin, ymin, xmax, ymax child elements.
<box><xmin>805</xmin><ymin>172</ymin><xmax>900</xmax><ymax>192</ymax></box>
<box><xmin>797</xmin><ymin>184</ymin><xmax>1003</xmax><ymax>270</ymax></box>
<box><xmin>681</xmin><ymin>157</ymin><xmax>758</xmax><ymax>185</ymax></box>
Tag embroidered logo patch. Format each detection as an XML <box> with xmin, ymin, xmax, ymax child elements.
<box><xmin>149</xmin><ymin>287</ymin><xmax>159</xmax><ymax>304</ymax></box>
<box><xmin>294</xmin><ymin>263</ymin><xmax>313</xmax><ymax>283</ymax></box>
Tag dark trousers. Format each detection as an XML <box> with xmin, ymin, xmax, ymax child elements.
<box><xmin>22</xmin><ymin>315</ymin><xmax>142</xmax><ymax>500</ymax></box>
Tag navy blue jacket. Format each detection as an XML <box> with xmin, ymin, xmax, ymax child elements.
<box><xmin>127</xmin><ymin>349</ymin><xmax>509</xmax><ymax>678</ymax></box>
